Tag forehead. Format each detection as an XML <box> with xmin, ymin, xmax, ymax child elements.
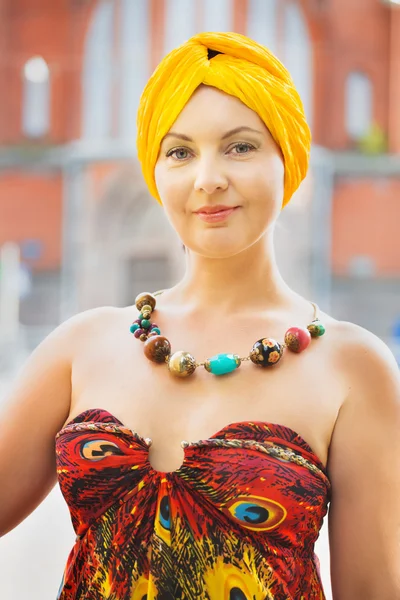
<box><xmin>165</xmin><ymin>84</ymin><xmax>267</xmax><ymax>137</ymax></box>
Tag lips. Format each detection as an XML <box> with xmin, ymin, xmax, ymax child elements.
<box><xmin>195</xmin><ymin>205</ymin><xmax>238</xmax><ymax>214</ymax></box>
<box><xmin>195</xmin><ymin>206</ymin><xmax>240</xmax><ymax>223</ymax></box>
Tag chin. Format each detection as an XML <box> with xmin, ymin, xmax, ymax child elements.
<box><xmin>188</xmin><ymin>237</ymin><xmax>253</xmax><ymax>259</ymax></box>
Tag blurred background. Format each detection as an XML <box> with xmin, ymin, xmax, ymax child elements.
<box><xmin>0</xmin><ymin>0</ymin><xmax>399</xmax><ymax>598</ymax></box>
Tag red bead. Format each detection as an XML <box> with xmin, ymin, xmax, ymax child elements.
<box><xmin>284</xmin><ymin>327</ymin><xmax>311</xmax><ymax>353</ymax></box>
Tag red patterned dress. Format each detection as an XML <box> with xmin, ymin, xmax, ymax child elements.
<box><xmin>55</xmin><ymin>408</ymin><xmax>331</xmax><ymax>599</ymax></box>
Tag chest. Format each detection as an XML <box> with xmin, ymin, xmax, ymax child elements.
<box><xmin>68</xmin><ymin>309</ymin><xmax>344</xmax><ymax>472</ymax></box>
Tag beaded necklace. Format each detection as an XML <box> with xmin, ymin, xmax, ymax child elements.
<box><xmin>130</xmin><ymin>290</ymin><xmax>325</xmax><ymax>378</ymax></box>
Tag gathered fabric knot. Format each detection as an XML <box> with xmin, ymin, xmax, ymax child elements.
<box><xmin>207</xmin><ymin>48</ymin><xmax>224</xmax><ymax>60</ymax></box>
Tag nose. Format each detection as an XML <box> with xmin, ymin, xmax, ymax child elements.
<box><xmin>193</xmin><ymin>157</ymin><xmax>229</xmax><ymax>195</ymax></box>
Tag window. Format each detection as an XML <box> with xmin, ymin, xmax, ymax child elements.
<box><xmin>119</xmin><ymin>0</ymin><xmax>150</xmax><ymax>139</ymax></box>
<box><xmin>247</xmin><ymin>0</ymin><xmax>313</xmax><ymax>127</ymax></box>
<box><xmin>203</xmin><ymin>0</ymin><xmax>233</xmax><ymax>32</ymax></box>
<box><xmin>247</xmin><ymin>0</ymin><xmax>278</xmax><ymax>56</ymax></box>
<box><xmin>82</xmin><ymin>0</ymin><xmax>114</xmax><ymax>140</ymax></box>
<box><xmin>346</xmin><ymin>72</ymin><xmax>373</xmax><ymax>140</ymax></box>
<box><xmin>22</xmin><ymin>56</ymin><xmax>50</xmax><ymax>138</ymax></box>
<box><xmin>282</xmin><ymin>1</ymin><xmax>313</xmax><ymax>126</ymax></box>
<box><xmin>83</xmin><ymin>0</ymin><xmax>151</xmax><ymax>141</ymax></box>
<box><xmin>163</xmin><ymin>0</ymin><xmax>197</xmax><ymax>56</ymax></box>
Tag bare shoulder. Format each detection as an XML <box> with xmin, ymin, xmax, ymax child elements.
<box><xmin>331</xmin><ymin>318</ymin><xmax>399</xmax><ymax>392</ymax></box>
<box><xmin>0</xmin><ymin>304</ymin><xmax>124</xmax><ymax>536</ymax></box>
<box><xmin>325</xmin><ymin>318</ymin><xmax>400</xmax><ymax>596</ymax></box>
<box><xmin>65</xmin><ymin>305</ymin><xmax>129</xmax><ymax>359</ymax></box>
<box><xmin>333</xmin><ymin>317</ymin><xmax>400</xmax><ymax>453</ymax></box>
<box><xmin>316</xmin><ymin>309</ymin><xmax>398</xmax><ymax>377</ymax></box>
<box><xmin>58</xmin><ymin>305</ymin><xmax>121</xmax><ymax>340</ymax></box>
<box><xmin>1</xmin><ymin>305</ymin><xmax>120</xmax><ymax>424</ymax></box>
<box><xmin>68</xmin><ymin>304</ymin><xmax>127</xmax><ymax>332</ymax></box>
<box><xmin>323</xmin><ymin>315</ymin><xmax>400</xmax><ymax>441</ymax></box>
<box><xmin>48</xmin><ymin>305</ymin><xmax>125</xmax><ymax>358</ymax></box>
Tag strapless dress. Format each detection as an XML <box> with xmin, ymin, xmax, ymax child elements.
<box><xmin>55</xmin><ymin>407</ymin><xmax>331</xmax><ymax>599</ymax></box>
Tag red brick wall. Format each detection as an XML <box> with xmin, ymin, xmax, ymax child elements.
<box><xmin>389</xmin><ymin>6</ymin><xmax>400</xmax><ymax>153</ymax></box>
<box><xmin>0</xmin><ymin>0</ymin><xmax>94</xmax><ymax>143</ymax></box>
<box><xmin>318</xmin><ymin>0</ymin><xmax>390</xmax><ymax>149</ymax></box>
<box><xmin>332</xmin><ymin>177</ymin><xmax>400</xmax><ymax>276</ymax></box>
<box><xmin>0</xmin><ymin>170</ymin><xmax>62</xmax><ymax>270</ymax></box>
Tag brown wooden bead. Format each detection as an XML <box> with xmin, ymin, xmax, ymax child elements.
<box><xmin>143</xmin><ymin>335</ymin><xmax>172</xmax><ymax>364</ymax></box>
<box><xmin>135</xmin><ymin>293</ymin><xmax>156</xmax><ymax>312</ymax></box>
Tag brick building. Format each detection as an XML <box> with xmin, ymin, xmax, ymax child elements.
<box><xmin>0</xmin><ymin>0</ymin><xmax>399</xmax><ymax>344</ymax></box>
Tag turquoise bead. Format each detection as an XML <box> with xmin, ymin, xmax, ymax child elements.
<box><xmin>130</xmin><ymin>323</ymin><xmax>140</xmax><ymax>333</ymax></box>
<box><xmin>151</xmin><ymin>327</ymin><xmax>161</xmax><ymax>335</ymax></box>
<box><xmin>141</xmin><ymin>319</ymin><xmax>151</xmax><ymax>329</ymax></box>
<box><xmin>204</xmin><ymin>353</ymin><xmax>241</xmax><ymax>376</ymax></box>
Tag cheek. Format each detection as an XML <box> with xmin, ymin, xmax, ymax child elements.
<box><xmin>258</xmin><ymin>156</ymin><xmax>285</xmax><ymax>193</ymax></box>
<box><xmin>154</xmin><ymin>164</ymin><xmax>191</xmax><ymax>238</ymax></box>
<box><xmin>154</xmin><ymin>162</ymin><xmax>168</xmax><ymax>200</ymax></box>
<box><xmin>154</xmin><ymin>163</ymin><xmax>191</xmax><ymax>209</ymax></box>
<box><xmin>239</xmin><ymin>158</ymin><xmax>284</xmax><ymax>205</ymax></box>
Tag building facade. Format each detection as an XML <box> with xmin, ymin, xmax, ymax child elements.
<box><xmin>0</xmin><ymin>0</ymin><xmax>399</xmax><ymax>347</ymax></box>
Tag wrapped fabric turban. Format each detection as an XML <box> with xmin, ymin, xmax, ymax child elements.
<box><xmin>136</xmin><ymin>31</ymin><xmax>311</xmax><ymax>209</ymax></box>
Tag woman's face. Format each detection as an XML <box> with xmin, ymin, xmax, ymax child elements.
<box><xmin>154</xmin><ymin>85</ymin><xmax>285</xmax><ymax>258</ymax></box>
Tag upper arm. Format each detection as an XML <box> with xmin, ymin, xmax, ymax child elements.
<box><xmin>0</xmin><ymin>309</ymin><xmax>98</xmax><ymax>537</ymax></box>
<box><xmin>327</xmin><ymin>323</ymin><xmax>400</xmax><ymax>599</ymax></box>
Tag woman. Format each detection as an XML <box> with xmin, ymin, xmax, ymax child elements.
<box><xmin>1</xmin><ymin>32</ymin><xmax>399</xmax><ymax>600</ymax></box>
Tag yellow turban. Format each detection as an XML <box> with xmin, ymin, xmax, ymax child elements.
<box><xmin>136</xmin><ymin>31</ymin><xmax>311</xmax><ymax>209</ymax></box>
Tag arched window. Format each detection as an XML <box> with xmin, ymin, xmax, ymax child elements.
<box><xmin>247</xmin><ymin>0</ymin><xmax>278</xmax><ymax>56</ymax></box>
<box><xmin>82</xmin><ymin>0</ymin><xmax>114</xmax><ymax>140</ymax></box>
<box><xmin>22</xmin><ymin>56</ymin><xmax>50</xmax><ymax>138</ymax></box>
<box><xmin>163</xmin><ymin>0</ymin><xmax>197</xmax><ymax>56</ymax></box>
<box><xmin>163</xmin><ymin>0</ymin><xmax>234</xmax><ymax>58</ymax></box>
<box><xmin>282</xmin><ymin>1</ymin><xmax>313</xmax><ymax>127</ymax></box>
<box><xmin>202</xmin><ymin>0</ymin><xmax>233</xmax><ymax>32</ymax></box>
<box><xmin>345</xmin><ymin>72</ymin><xmax>373</xmax><ymax>140</ymax></box>
<box><xmin>247</xmin><ymin>0</ymin><xmax>313</xmax><ymax>129</ymax></box>
<box><xmin>118</xmin><ymin>0</ymin><xmax>150</xmax><ymax>139</ymax></box>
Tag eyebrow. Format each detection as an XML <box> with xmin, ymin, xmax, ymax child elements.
<box><xmin>162</xmin><ymin>126</ymin><xmax>264</xmax><ymax>143</ymax></box>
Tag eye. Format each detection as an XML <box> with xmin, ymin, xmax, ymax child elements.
<box><xmin>165</xmin><ymin>141</ymin><xmax>256</xmax><ymax>161</ymax></box>
<box><xmin>165</xmin><ymin>147</ymin><xmax>191</xmax><ymax>161</ymax></box>
<box><xmin>229</xmin><ymin>142</ymin><xmax>256</xmax><ymax>155</ymax></box>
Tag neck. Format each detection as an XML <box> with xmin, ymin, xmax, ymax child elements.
<box><xmin>160</xmin><ymin>233</ymin><xmax>310</xmax><ymax>318</ymax></box>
